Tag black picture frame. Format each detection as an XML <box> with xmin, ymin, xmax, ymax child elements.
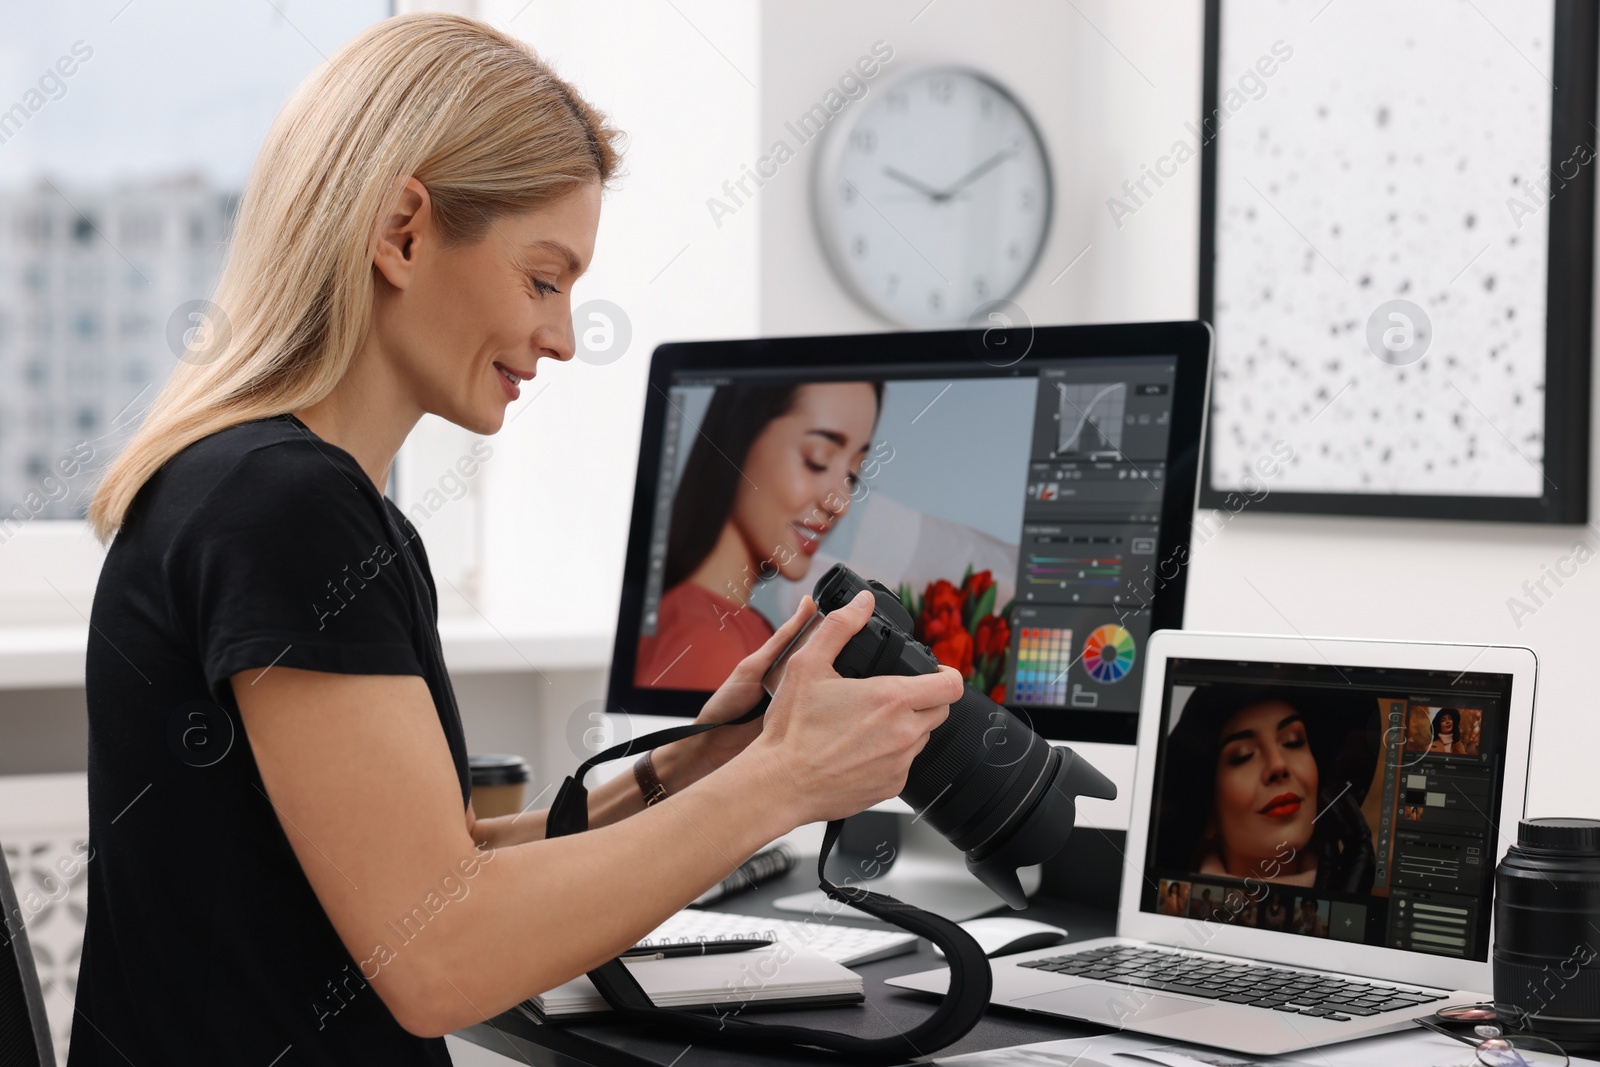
<box><xmin>1197</xmin><ymin>0</ymin><xmax>1596</xmax><ymax>523</ymax></box>
<box><xmin>604</xmin><ymin>321</ymin><xmax>1213</xmax><ymax>745</ymax></box>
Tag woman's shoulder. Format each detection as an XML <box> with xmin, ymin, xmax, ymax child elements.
<box><xmin>157</xmin><ymin>416</ymin><xmax>370</xmax><ymax>509</ymax></box>
<box><xmin>637</xmin><ymin>583</ymin><xmax>775</xmax><ymax>688</ymax></box>
<box><xmin>657</xmin><ymin>583</ymin><xmax>775</xmax><ymax>639</ymax></box>
<box><xmin>127</xmin><ymin>415</ymin><xmax>383</xmax><ymax>543</ymax></box>
<box><xmin>169</xmin><ymin>415</ymin><xmax>359</xmax><ymax>485</ymax></box>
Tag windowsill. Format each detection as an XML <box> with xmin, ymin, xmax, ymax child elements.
<box><xmin>0</xmin><ymin>618</ymin><xmax>614</xmax><ymax>690</ymax></box>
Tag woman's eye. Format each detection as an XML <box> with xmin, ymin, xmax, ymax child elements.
<box><xmin>530</xmin><ymin>277</ymin><xmax>561</xmax><ymax>297</ymax></box>
<box><xmin>1225</xmin><ymin>748</ymin><xmax>1255</xmax><ymax>767</ymax></box>
<box><xmin>846</xmin><ymin>469</ymin><xmax>861</xmax><ymax>488</ymax></box>
<box><xmin>804</xmin><ymin>459</ymin><xmax>826</xmax><ymax>474</ymax></box>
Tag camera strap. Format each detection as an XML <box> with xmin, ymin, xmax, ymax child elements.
<box><xmin>543</xmin><ymin>697</ymin><xmax>993</xmax><ymax>1062</ymax></box>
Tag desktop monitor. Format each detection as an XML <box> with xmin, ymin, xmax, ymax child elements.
<box><xmin>606</xmin><ymin>321</ymin><xmax>1213</xmax><ymax>745</ymax></box>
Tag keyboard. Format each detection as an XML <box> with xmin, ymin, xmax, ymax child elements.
<box><xmin>640</xmin><ymin>908</ymin><xmax>920</xmax><ymax>967</ymax></box>
<box><xmin>1017</xmin><ymin>944</ymin><xmax>1448</xmax><ymax>1021</ymax></box>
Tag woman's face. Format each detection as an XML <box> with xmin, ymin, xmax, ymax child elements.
<box><xmin>1437</xmin><ymin>711</ymin><xmax>1457</xmax><ymax>734</ymax></box>
<box><xmin>729</xmin><ymin>383</ymin><xmax>879</xmax><ymax>582</ymax></box>
<box><xmin>1211</xmin><ymin>699</ymin><xmax>1319</xmax><ymax>872</ymax></box>
<box><xmin>372</xmin><ymin>178</ymin><xmax>600</xmax><ymax>435</ymax></box>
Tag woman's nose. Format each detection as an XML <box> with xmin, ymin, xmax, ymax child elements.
<box><xmin>1261</xmin><ymin>743</ymin><xmax>1290</xmax><ymax>780</ymax></box>
<box><xmin>820</xmin><ymin>477</ymin><xmax>853</xmax><ymax>516</ymax></box>
<box><xmin>540</xmin><ymin>312</ymin><xmax>576</xmax><ymax>363</ymax></box>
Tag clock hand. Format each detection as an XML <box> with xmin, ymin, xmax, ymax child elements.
<box><xmin>881</xmin><ymin>165</ymin><xmax>947</xmax><ymax>201</ymax></box>
<box><xmin>936</xmin><ymin>148</ymin><xmax>1019</xmax><ymax>199</ymax></box>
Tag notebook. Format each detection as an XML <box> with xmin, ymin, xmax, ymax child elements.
<box><xmin>645</xmin><ymin>908</ymin><xmax>919</xmax><ymax>967</ymax></box>
<box><xmin>519</xmin><ymin>940</ymin><xmax>863</xmax><ymax>1020</ymax></box>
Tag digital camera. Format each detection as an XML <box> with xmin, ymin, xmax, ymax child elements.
<box><xmin>763</xmin><ymin>563</ymin><xmax>1116</xmax><ymax>908</ymax></box>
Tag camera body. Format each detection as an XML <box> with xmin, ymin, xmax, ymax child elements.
<box><xmin>764</xmin><ymin>563</ymin><xmax>1116</xmax><ymax>908</ymax></box>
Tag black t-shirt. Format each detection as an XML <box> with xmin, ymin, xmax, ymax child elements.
<box><xmin>69</xmin><ymin>414</ymin><xmax>468</xmax><ymax>1065</ymax></box>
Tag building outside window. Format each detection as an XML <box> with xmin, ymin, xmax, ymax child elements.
<box><xmin>0</xmin><ymin>1</ymin><xmax>393</xmax><ymax>524</ymax></box>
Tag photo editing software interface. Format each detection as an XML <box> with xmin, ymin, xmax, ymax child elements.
<box><xmin>631</xmin><ymin>355</ymin><xmax>1177</xmax><ymax>720</ymax></box>
<box><xmin>1142</xmin><ymin>658</ymin><xmax>1513</xmax><ymax>962</ymax></box>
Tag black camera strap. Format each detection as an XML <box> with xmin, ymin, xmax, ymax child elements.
<box><xmin>543</xmin><ymin>697</ymin><xmax>993</xmax><ymax>1062</ymax></box>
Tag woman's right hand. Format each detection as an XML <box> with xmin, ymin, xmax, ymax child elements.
<box><xmin>736</xmin><ymin>588</ymin><xmax>965</xmax><ymax>827</ymax></box>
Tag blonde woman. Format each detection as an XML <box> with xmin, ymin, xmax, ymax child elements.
<box><xmin>73</xmin><ymin>15</ymin><xmax>961</xmax><ymax>1064</ymax></box>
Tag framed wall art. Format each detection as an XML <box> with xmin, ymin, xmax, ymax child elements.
<box><xmin>1198</xmin><ymin>0</ymin><xmax>1595</xmax><ymax>522</ymax></box>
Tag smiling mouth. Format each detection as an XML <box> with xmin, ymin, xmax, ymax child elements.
<box><xmin>1259</xmin><ymin>793</ymin><xmax>1303</xmax><ymax>818</ymax></box>
<box><xmin>790</xmin><ymin>521</ymin><xmax>832</xmax><ymax>557</ymax></box>
<box><xmin>494</xmin><ymin>361</ymin><xmax>532</xmax><ymax>386</ymax></box>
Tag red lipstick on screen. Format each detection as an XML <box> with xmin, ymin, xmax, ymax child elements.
<box><xmin>1259</xmin><ymin>793</ymin><xmax>1302</xmax><ymax>818</ymax></box>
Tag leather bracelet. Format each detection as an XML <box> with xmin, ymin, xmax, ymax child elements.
<box><xmin>633</xmin><ymin>750</ymin><xmax>669</xmax><ymax>807</ymax></box>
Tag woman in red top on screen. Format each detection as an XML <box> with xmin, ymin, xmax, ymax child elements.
<box><xmin>636</xmin><ymin>381</ymin><xmax>883</xmax><ymax>690</ymax></box>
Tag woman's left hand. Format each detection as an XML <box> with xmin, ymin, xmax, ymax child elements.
<box><xmin>655</xmin><ymin>596</ymin><xmax>818</xmax><ymax>793</ymax></box>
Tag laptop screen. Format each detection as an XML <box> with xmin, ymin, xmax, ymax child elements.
<box><xmin>1139</xmin><ymin>656</ymin><xmax>1515</xmax><ymax>963</ymax></box>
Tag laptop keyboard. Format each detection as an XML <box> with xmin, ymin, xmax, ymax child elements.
<box><xmin>1017</xmin><ymin>944</ymin><xmax>1448</xmax><ymax>1021</ymax></box>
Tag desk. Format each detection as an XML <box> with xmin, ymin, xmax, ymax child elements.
<box><xmin>454</xmin><ymin>853</ymin><xmax>1120</xmax><ymax>1066</ymax></box>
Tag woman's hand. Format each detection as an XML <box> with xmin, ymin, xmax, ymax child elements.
<box><xmin>734</xmin><ymin>588</ymin><xmax>964</xmax><ymax>827</ymax></box>
<box><xmin>653</xmin><ymin>595</ymin><xmax>821</xmax><ymax>793</ymax></box>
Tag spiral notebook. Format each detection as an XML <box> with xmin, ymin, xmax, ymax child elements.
<box><xmin>518</xmin><ymin>937</ymin><xmax>863</xmax><ymax>1020</ymax></box>
<box><xmin>641</xmin><ymin>908</ymin><xmax>919</xmax><ymax>967</ymax></box>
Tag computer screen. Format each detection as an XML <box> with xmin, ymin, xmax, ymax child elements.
<box><xmin>606</xmin><ymin>323</ymin><xmax>1212</xmax><ymax>744</ymax></box>
<box><xmin>1140</xmin><ymin>657</ymin><xmax>1515</xmax><ymax>961</ymax></box>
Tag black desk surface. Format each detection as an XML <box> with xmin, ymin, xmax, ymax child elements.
<box><xmin>454</xmin><ymin>853</ymin><xmax>1122</xmax><ymax>1067</ymax></box>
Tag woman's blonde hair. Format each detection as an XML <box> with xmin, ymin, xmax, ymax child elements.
<box><xmin>87</xmin><ymin>12</ymin><xmax>623</xmax><ymax>543</ymax></box>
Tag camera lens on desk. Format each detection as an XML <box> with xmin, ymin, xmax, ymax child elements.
<box><xmin>1493</xmin><ymin>817</ymin><xmax>1600</xmax><ymax>1052</ymax></box>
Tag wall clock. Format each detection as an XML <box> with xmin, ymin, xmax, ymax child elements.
<box><xmin>814</xmin><ymin>65</ymin><xmax>1053</xmax><ymax>329</ymax></box>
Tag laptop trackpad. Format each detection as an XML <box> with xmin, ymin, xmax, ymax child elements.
<box><xmin>1014</xmin><ymin>985</ymin><xmax>1210</xmax><ymax>1026</ymax></box>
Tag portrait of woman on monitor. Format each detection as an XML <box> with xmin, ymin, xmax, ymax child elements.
<box><xmin>1154</xmin><ymin>684</ymin><xmax>1379</xmax><ymax>894</ymax></box>
<box><xmin>635</xmin><ymin>380</ymin><xmax>883</xmax><ymax>689</ymax></box>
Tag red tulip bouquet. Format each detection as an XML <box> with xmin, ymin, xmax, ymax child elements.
<box><xmin>897</xmin><ymin>565</ymin><xmax>1015</xmax><ymax>703</ymax></box>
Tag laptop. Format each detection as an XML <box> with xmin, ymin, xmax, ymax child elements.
<box><xmin>888</xmin><ymin>629</ymin><xmax>1538</xmax><ymax>1055</ymax></box>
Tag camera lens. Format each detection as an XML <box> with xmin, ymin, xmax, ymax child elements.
<box><xmin>1493</xmin><ymin>818</ymin><xmax>1600</xmax><ymax>1052</ymax></box>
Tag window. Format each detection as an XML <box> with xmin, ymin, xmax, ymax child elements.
<box><xmin>0</xmin><ymin>1</ymin><xmax>394</xmax><ymax>524</ymax></box>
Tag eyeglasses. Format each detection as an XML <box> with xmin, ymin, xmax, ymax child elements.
<box><xmin>1413</xmin><ymin>1003</ymin><xmax>1567</xmax><ymax>1066</ymax></box>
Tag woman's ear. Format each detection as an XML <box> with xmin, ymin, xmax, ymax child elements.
<box><xmin>373</xmin><ymin>175</ymin><xmax>432</xmax><ymax>290</ymax></box>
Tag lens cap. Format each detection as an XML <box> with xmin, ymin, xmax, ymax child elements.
<box><xmin>1518</xmin><ymin>817</ymin><xmax>1600</xmax><ymax>854</ymax></box>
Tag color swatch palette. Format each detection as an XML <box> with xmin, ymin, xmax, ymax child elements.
<box><xmin>1013</xmin><ymin>626</ymin><xmax>1072</xmax><ymax>705</ymax></box>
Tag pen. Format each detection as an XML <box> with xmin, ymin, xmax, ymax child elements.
<box><xmin>692</xmin><ymin>842</ymin><xmax>799</xmax><ymax>906</ymax></box>
<box><xmin>620</xmin><ymin>938</ymin><xmax>774</xmax><ymax>961</ymax></box>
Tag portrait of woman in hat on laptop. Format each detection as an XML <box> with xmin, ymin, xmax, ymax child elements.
<box><xmin>1154</xmin><ymin>684</ymin><xmax>1379</xmax><ymax>894</ymax></box>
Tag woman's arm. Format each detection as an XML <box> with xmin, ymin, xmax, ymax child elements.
<box><xmin>465</xmin><ymin>737</ymin><xmax>701</xmax><ymax>849</ymax></box>
<box><xmin>468</xmin><ymin>597</ymin><xmax>818</xmax><ymax>850</ymax></box>
<box><xmin>234</xmin><ymin>591</ymin><xmax>961</xmax><ymax>1037</ymax></box>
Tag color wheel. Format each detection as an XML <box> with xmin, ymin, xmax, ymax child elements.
<box><xmin>1083</xmin><ymin>624</ymin><xmax>1136</xmax><ymax>684</ymax></box>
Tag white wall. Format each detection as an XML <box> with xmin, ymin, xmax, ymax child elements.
<box><xmin>756</xmin><ymin>0</ymin><xmax>1203</xmax><ymax>335</ymax></box>
<box><xmin>749</xmin><ymin>0</ymin><xmax>1599</xmax><ymax>823</ymax></box>
<box><xmin>470</xmin><ymin>0</ymin><xmax>763</xmax><ymax>638</ymax></box>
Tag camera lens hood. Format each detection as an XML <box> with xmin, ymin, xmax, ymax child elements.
<box><xmin>965</xmin><ymin>744</ymin><xmax>1118</xmax><ymax>907</ymax></box>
